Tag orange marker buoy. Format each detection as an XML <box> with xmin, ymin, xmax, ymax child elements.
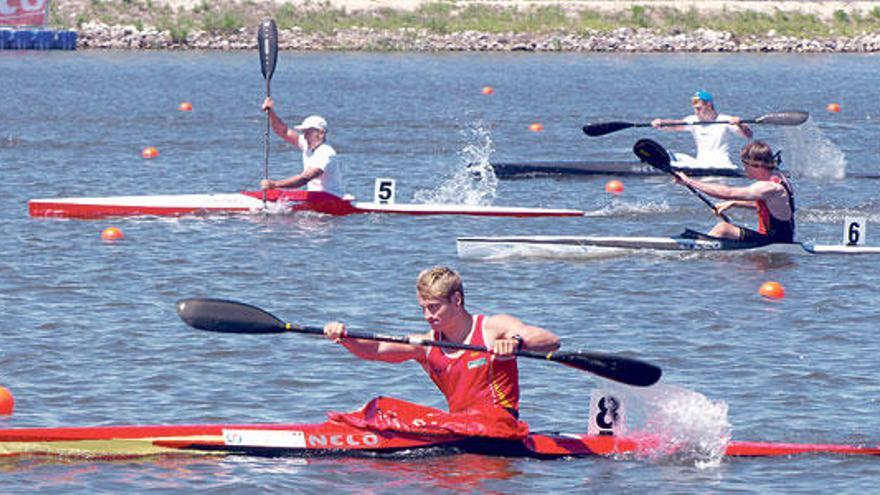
<box><xmin>142</xmin><ymin>146</ymin><xmax>159</xmax><ymax>159</ymax></box>
<box><xmin>0</xmin><ymin>386</ymin><xmax>14</xmax><ymax>415</ymax></box>
<box><xmin>101</xmin><ymin>227</ymin><xmax>124</xmax><ymax>241</ymax></box>
<box><xmin>605</xmin><ymin>179</ymin><xmax>624</xmax><ymax>195</ymax></box>
<box><xmin>759</xmin><ymin>281</ymin><xmax>785</xmax><ymax>300</ymax></box>
<box><xmin>826</xmin><ymin>102</ymin><xmax>841</xmax><ymax>113</ymax></box>
<box><xmin>528</xmin><ymin>122</ymin><xmax>544</xmax><ymax>132</ymax></box>
<box><xmin>481</xmin><ymin>86</ymin><xmax>494</xmax><ymax>95</ymax></box>
<box><xmin>178</xmin><ymin>101</ymin><xmax>193</xmax><ymax>112</ymax></box>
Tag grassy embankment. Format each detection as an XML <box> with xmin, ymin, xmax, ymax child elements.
<box><xmin>51</xmin><ymin>0</ymin><xmax>880</xmax><ymax>44</ymax></box>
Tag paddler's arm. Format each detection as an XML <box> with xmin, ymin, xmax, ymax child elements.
<box><xmin>483</xmin><ymin>314</ymin><xmax>561</xmax><ymax>357</ymax></box>
<box><xmin>651</xmin><ymin>118</ymin><xmax>687</xmax><ymax>132</ymax></box>
<box><xmin>323</xmin><ymin>321</ymin><xmax>423</xmax><ymax>363</ymax></box>
<box><xmin>674</xmin><ymin>172</ymin><xmax>776</xmax><ymax>201</ymax></box>
<box><xmin>262</xmin><ymin>97</ymin><xmax>302</xmax><ymax>148</ymax></box>
<box><xmin>727</xmin><ymin>116</ymin><xmax>753</xmax><ymax>139</ymax></box>
<box><xmin>261</xmin><ymin>167</ymin><xmax>324</xmax><ymax>190</ymax></box>
<box><xmin>715</xmin><ymin>200</ymin><xmax>756</xmax><ymax>214</ymax></box>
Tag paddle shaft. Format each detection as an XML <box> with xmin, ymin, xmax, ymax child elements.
<box><xmin>315</xmin><ymin>327</ymin><xmax>661</xmax><ymax>387</ymax></box>
<box><xmin>679</xmin><ymin>180</ymin><xmax>732</xmax><ymax>223</ymax></box>
<box><xmin>263</xmin><ymin>80</ymin><xmax>271</xmax><ymax>205</ymax></box>
<box><xmin>584</xmin><ymin>111</ymin><xmax>809</xmax><ymax>137</ymax></box>
<box><xmin>176</xmin><ymin>298</ymin><xmax>662</xmax><ymax>387</ymax></box>
<box><xmin>286</xmin><ymin>322</ymin><xmax>561</xmax><ymax>361</ymax></box>
<box><xmin>258</xmin><ymin>20</ymin><xmax>278</xmax><ymax>207</ymax></box>
<box><xmin>633</xmin><ymin>138</ymin><xmax>732</xmax><ymax>223</ymax></box>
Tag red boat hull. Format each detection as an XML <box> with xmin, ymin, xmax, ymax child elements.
<box><xmin>28</xmin><ymin>190</ymin><xmax>584</xmax><ymax>219</ymax></box>
<box><xmin>2</xmin><ymin>420</ymin><xmax>878</xmax><ymax>460</ymax></box>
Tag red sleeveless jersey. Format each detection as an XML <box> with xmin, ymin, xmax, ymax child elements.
<box><xmin>755</xmin><ymin>175</ymin><xmax>795</xmax><ymax>242</ymax></box>
<box><xmin>421</xmin><ymin>315</ymin><xmax>520</xmax><ymax>413</ymax></box>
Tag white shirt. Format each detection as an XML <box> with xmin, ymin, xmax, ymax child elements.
<box><xmin>679</xmin><ymin>113</ymin><xmax>742</xmax><ymax>169</ymax></box>
<box><xmin>298</xmin><ymin>136</ymin><xmax>343</xmax><ymax>196</ymax></box>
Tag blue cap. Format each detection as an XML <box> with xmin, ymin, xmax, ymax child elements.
<box><xmin>692</xmin><ymin>90</ymin><xmax>713</xmax><ymax>102</ymax></box>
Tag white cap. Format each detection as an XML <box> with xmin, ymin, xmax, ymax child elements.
<box><xmin>293</xmin><ymin>115</ymin><xmax>327</xmax><ymax>131</ymax></box>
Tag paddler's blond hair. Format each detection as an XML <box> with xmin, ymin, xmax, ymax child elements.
<box><xmin>417</xmin><ymin>266</ymin><xmax>464</xmax><ymax>305</ymax></box>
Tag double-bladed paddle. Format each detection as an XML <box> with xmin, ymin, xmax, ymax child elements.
<box><xmin>176</xmin><ymin>298</ymin><xmax>662</xmax><ymax>388</ymax></box>
<box><xmin>257</xmin><ymin>19</ymin><xmax>278</xmax><ymax>207</ymax></box>
<box><xmin>633</xmin><ymin>138</ymin><xmax>732</xmax><ymax>223</ymax></box>
<box><xmin>583</xmin><ymin>111</ymin><xmax>809</xmax><ymax>137</ymax></box>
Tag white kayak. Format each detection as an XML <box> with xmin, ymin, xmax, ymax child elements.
<box><xmin>457</xmin><ymin>234</ymin><xmax>880</xmax><ymax>261</ymax></box>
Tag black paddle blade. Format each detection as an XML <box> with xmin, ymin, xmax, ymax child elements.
<box><xmin>257</xmin><ymin>19</ymin><xmax>278</xmax><ymax>81</ymax></box>
<box><xmin>633</xmin><ymin>138</ymin><xmax>672</xmax><ymax>172</ymax></box>
<box><xmin>552</xmin><ymin>351</ymin><xmax>662</xmax><ymax>387</ymax></box>
<box><xmin>176</xmin><ymin>298</ymin><xmax>287</xmax><ymax>334</ymax></box>
<box><xmin>755</xmin><ymin>110</ymin><xmax>809</xmax><ymax>126</ymax></box>
<box><xmin>582</xmin><ymin>121</ymin><xmax>635</xmax><ymax>137</ymax></box>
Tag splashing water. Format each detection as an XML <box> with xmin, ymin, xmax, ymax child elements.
<box><xmin>799</xmin><ymin>201</ymin><xmax>880</xmax><ymax>225</ymax></box>
<box><xmin>782</xmin><ymin>120</ymin><xmax>847</xmax><ymax>180</ymax></box>
<box><xmin>594</xmin><ymin>382</ymin><xmax>731</xmax><ymax>468</ymax></box>
<box><xmin>413</xmin><ymin>123</ymin><xmax>498</xmax><ymax>205</ymax></box>
<box><xmin>585</xmin><ymin>199</ymin><xmax>671</xmax><ymax>218</ymax></box>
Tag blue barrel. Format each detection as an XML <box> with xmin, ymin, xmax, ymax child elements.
<box><xmin>54</xmin><ymin>30</ymin><xmax>77</xmax><ymax>50</ymax></box>
<box><xmin>12</xmin><ymin>30</ymin><xmax>34</xmax><ymax>50</ymax></box>
<box><xmin>33</xmin><ymin>30</ymin><xmax>54</xmax><ymax>49</ymax></box>
<box><xmin>0</xmin><ymin>29</ymin><xmax>12</xmax><ymax>50</ymax></box>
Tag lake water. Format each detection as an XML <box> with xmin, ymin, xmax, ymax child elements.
<box><xmin>2</xmin><ymin>50</ymin><xmax>880</xmax><ymax>493</ymax></box>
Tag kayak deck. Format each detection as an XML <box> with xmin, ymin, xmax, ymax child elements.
<box><xmin>28</xmin><ymin>190</ymin><xmax>584</xmax><ymax>219</ymax></box>
<box><xmin>456</xmin><ymin>235</ymin><xmax>880</xmax><ymax>260</ymax></box>
<box><xmin>1</xmin><ymin>422</ymin><xmax>878</xmax><ymax>460</ymax></box>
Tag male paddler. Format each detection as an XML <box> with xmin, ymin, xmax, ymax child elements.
<box><xmin>259</xmin><ymin>97</ymin><xmax>344</xmax><ymax>196</ymax></box>
<box><xmin>652</xmin><ymin>90</ymin><xmax>753</xmax><ymax>170</ymax></box>
<box><xmin>323</xmin><ymin>266</ymin><xmax>560</xmax><ymax>421</ymax></box>
<box><xmin>674</xmin><ymin>140</ymin><xmax>795</xmax><ymax>244</ymax></box>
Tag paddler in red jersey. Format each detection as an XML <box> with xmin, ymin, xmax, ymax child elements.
<box><xmin>674</xmin><ymin>140</ymin><xmax>795</xmax><ymax>244</ymax></box>
<box><xmin>323</xmin><ymin>266</ymin><xmax>560</xmax><ymax>436</ymax></box>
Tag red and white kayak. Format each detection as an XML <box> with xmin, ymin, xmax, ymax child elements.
<box><xmin>28</xmin><ymin>190</ymin><xmax>584</xmax><ymax>219</ymax></box>
<box><xmin>1</xmin><ymin>419</ymin><xmax>878</xmax><ymax>460</ymax></box>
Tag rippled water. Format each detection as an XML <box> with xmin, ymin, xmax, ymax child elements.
<box><xmin>2</xmin><ymin>50</ymin><xmax>880</xmax><ymax>493</ymax></box>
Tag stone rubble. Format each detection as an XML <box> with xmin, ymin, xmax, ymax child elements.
<box><xmin>75</xmin><ymin>22</ymin><xmax>880</xmax><ymax>52</ymax></box>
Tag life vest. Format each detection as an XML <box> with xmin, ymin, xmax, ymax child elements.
<box><xmin>756</xmin><ymin>175</ymin><xmax>796</xmax><ymax>242</ymax></box>
<box><xmin>423</xmin><ymin>315</ymin><xmax>520</xmax><ymax>414</ymax></box>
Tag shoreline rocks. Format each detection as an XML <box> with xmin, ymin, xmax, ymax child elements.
<box><xmin>75</xmin><ymin>23</ymin><xmax>880</xmax><ymax>52</ymax></box>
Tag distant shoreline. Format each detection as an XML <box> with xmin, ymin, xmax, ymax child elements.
<box><xmin>53</xmin><ymin>1</ymin><xmax>880</xmax><ymax>52</ymax></box>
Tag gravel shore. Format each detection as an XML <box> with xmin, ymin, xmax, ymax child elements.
<box><xmin>61</xmin><ymin>0</ymin><xmax>880</xmax><ymax>52</ymax></box>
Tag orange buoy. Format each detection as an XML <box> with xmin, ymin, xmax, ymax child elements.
<box><xmin>142</xmin><ymin>146</ymin><xmax>159</xmax><ymax>159</ymax></box>
<box><xmin>605</xmin><ymin>179</ymin><xmax>624</xmax><ymax>195</ymax></box>
<box><xmin>481</xmin><ymin>86</ymin><xmax>494</xmax><ymax>95</ymax></box>
<box><xmin>528</xmin><ymin>122</ymin><xmax>544</xmax><ymax>132</ymax></box>
<box><xmin>826</xmin><ymin>102</ymin><xmax>841</xmax><ymax>113</ymax></box>
<box><xmin>759</xmin><ymin>281</ymin><xmax>785</xmax><ymax>300</ymax></box>
<box><xmin>101</xmin><ymin>227</ymin><xmax>124</xmax><ymax>241</ymax></box>
<box><xmin>0</xmin><ymin>386</ymin><xmax>14</xmax><ymax>415</ymax></box>
<box><xmin>178</xmin><ymin>101</ymin><xmax>193</xmax><ymax>112</ymax></box>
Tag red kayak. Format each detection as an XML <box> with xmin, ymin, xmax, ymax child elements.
<box><xmin>27</xmin><ymin>190</ymin><xmax>584</xmax><ymax>219</ymax></box>
<box><xmin>2</xmin><ymin>397</ymin><xmax>878</xmax><ymax>460</ymax></box>
<box><xmin>3</xmin><ymin>419</ymin><xmax>879</xmax><ymax>460</ymax></box>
